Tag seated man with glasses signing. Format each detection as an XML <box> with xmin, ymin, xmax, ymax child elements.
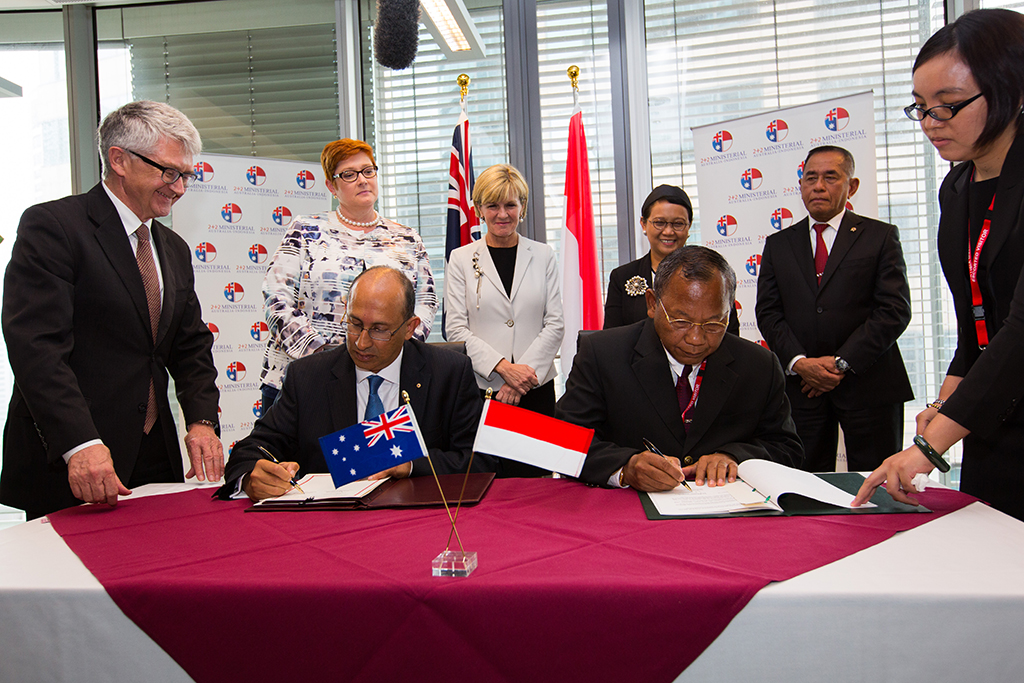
<box><xmin>222</xmin><ymin>267</ymin><xmax>493</xmax><ymax>501</ymax></box>
<box><xmin>556</xmin><ymin>246</ymin><xmax>802</xmax><ymax>492</ymax></box>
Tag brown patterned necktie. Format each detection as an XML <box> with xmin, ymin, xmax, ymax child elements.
<box><xmin>135</xmin><ymin>224</ymin><xmax>161</xmax><ymax>434</ymax></box>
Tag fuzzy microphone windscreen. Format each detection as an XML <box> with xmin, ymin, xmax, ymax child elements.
<box><xmin>375</xmin><ymin>0</ymin><xmax>420</xmax><ymax>70</ymax></box>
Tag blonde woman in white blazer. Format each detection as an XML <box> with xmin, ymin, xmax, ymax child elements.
<box><xmin>445</xmin><ymin>165</ymin><xmax>564</xmax><ymax>454</ymax></box>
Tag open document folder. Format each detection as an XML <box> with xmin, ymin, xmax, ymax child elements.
<box><xmin>640</xmin><ymin>460</ymin><xmax>928</xmax><ymax>520</ymax></box>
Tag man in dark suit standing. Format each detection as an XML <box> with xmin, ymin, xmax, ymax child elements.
<box><xmin>1</xmin><ymin>101</ymin><xmax>222</xmax><ymax>519</ymax></box>
<box><xmin>224</xmin><ymin>266</ymin><xmax>492</xmax><ymax>501</ymax></box>
<box><xmin>755</xmin><ymin>145</ymin><xmax>912</xmax><ymax>472</ymax></box>
<box><xmin>556</xmin><ymin>246</ymin><xmax>801</xmax><ymax>491</ymax></box>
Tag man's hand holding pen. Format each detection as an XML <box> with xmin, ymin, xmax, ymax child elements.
<box><xmin>243</xmin><ymin>459</ymin><xmax>301</xmax><ymax>501</ymax></box>
<box><xmin>622</xmin><ymin>451</ymin><xmax>685</xmax><ymax>491</ymax></box>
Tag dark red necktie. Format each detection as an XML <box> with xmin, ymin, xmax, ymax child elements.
<box><xmin>813</xmin><ymin>223</ymin><xmax>829</xmax><ymax>285</ymax></box>
<box><xmin>136</xmin><ymin>224</ymin><xmax>161</xmax><ymax>434</ymax></box>
<box><xmin>676</xmin><ymin>365</ymin><xmax>693</xmax><ymax>431</ymax></box>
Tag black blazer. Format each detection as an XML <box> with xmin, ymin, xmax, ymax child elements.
<box><xmin>755</xmin><ymin>211</ymin><xmax>913</xmax><ymax>410</ymax></box>
<box><xmin>937</xmin><ymin>134</ymin><xmax>1024</xmax><ymax>437</ymax></box>
<box><xmin>604</xmin><ymin>251</ymin><xmax>740</xmax><ymax>334</ymax></box>
<box><xmin>223</xmin><ymin>340</ymin><xmax>492</xmax><ymax>487</ymax></box>
<box><xmin>1</xmin><ymin>183</ymin><xmax>218</xmax><ymax>517</ymax></box>
<box><xmin>555</xmin><ymin>320</ymin><xmax>802</xmax><ymax>486</ymax></box>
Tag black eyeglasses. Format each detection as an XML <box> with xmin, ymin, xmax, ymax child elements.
<box><xmin>646</xmin><ymin>219</ymin><xmax>690</xmax><ymax>231</ymax></box>
<box><xmin>345</xmin><ymin>316</ymin><xmax>410</xmax><ymax>342</ymax></box>
<box><xmin>904</xmin><ymin>93</ymin><xmax>983</xmax><ymax>122</ymax></box>
<box><xmin>333</xmin><ymin>166</ymin><xmax>379</xmax><ymax>183</ymax></box>
<box><xmin>128</xmin><ymin>149</ymin><xmax>198</xmax><ymax>187</ymax></box>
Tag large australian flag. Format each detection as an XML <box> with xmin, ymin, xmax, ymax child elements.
<box><xmin>318</xmin><ymin>404</ymin><xmax>428</xmax><ymax>487</ymax></box>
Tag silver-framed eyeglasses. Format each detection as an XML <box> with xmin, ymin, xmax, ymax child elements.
<box><xmin>345</xmin><ymin>315</ymin><xmax>410</xmax><ymax>342</ymax></box>
<box><xmin>904</xmin><ymin>93</ymin><xmax>983</xmax><ymax>121</ymax></box>
<box><xmin>333</xmin><ymin>166</ymin><xmax>379</xmax><ymax>182</ymax></box>
<box><xmin>658</xmin><ymin>299</ymin><xmax>728</xmax><ymax>336</ymax></box>
<box><xmin>128</xmin><ymin>149</ymin><xmax>198</xmax><ymax>187</ymax></box>
<box><xmin>646</xmin><ymin>219</ymin><xmax>690</xmax><ymax>231</ymax></box>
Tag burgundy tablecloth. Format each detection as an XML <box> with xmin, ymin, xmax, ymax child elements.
<box><xmin>48</xmin><ymin>479</ymin><xmax>975</xmax><ymax>683</ymax></box>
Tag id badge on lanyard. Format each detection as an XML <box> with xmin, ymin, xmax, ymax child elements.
<box><xmin>968</xmin><ymin>183</ymin><xmax>995</xmax><ymax>350</ymax></box>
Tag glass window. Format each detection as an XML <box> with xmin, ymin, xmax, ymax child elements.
<box><xmin>0</xmin><ymin>12</ymin><xmax>71</xmax><ymax>492</ymax></box>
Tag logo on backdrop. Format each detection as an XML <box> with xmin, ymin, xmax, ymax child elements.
<box><xmin>253</xmin><ymin>399</ymin><xmax>263</xmax><ymax>419</ymax></box>
<box><xmin>766</xmin><ymin>119</ymin><xmax>788</xmax><ymax>143</ymax></box>
<box><xmin>717</xmin><ymin>215</ymin><xmax>738</xmax><ymax>237</ymax></box>
<box><xmin>194</xmin><ymin>242</ymin><xmax>217</xmax><ymax>262</ymax></box>
<box><xmin>207</xmin><ymin>322</ymin><xmax>219</xmax><ymax>341</ymax></box>
<box><xmin>770</xmin><ymin>207</ymin><xmax>794</xmax><ymax>230</ymax></box>
<box><xmin>796</xmin><ymin>161</ymin><xmax>805</xmax><ymax>181</ymax></box>
<box><xmin>745</xmin><ymin>254</ymin><xmax>761</xmax><ymax>277</ymax></box>
<box><xmin>224</xmin><ymin>282</ymin><xmax>244</xmax><ymax>302</ymax></box>
<box><xmin>825</xmin><ymin>107</ymin><xmax>850</xmax><ymax>131</ymax></box>
<box><xmin>712</xmin><ymin>130</ymin><xmax>734</xmax><ymax>153</ymax></box>
<box><xmin>221</xmin><ymin>203</ymin><xmax>243</xmax><ymax>223</ymax></box>
<box><xmin>248</xmin><ymin>243</ymin><xmax>269</xmax><ymax>264</ymax></box>
<box><xmin>741</xmin><ymin>168</ymin><xmax>763</xmax><ymax>191</ymax></box>
<box><xmin>296</xmin><ymin>170</ymin><xmax>315</xmax><ymax>189</ymax></box>
<box><xmin>226</xmin><ymin>361</ymin><xmax>246</xmax><ymax>382</ymax></box>
<box><xmin>734</xmin><ymin>300</ymin><xmax>742</xmax><ymax>318</ymax></box>
<box><xmin>250</xmin><ymin>321</ymin><xmax>269</xmax><ymax>342</ymax></box>
<box><xmin>193</xmin><ymin>161</ymin><xmax>215</xmax><ymax>183</ymax></box>
<box><xmin>272</xmin><ymin>206</ymin><xmax>293</xmax><ymax>226</ymax></box>
<box><xmin>247</xmin><ymin>165</ymin><xmax>267</xmax><ymax>186</ymax></box>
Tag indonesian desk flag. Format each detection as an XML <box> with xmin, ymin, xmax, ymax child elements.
<box><xmin>473</xmin><ymin>399</ymin><xmax>593</xmax><ymax>477</ymax></box>
<box><xmin>446</xmin><ymin>99</ymin><xmax>480</xmax><ymax>261</ymax></box>
<box><xmin>559</xmin><ymin>103</ymin><xmax>603</xmax><ymax>375</ymax></box>
<box><xmin>318</xmin><ymin>404</ymin><xmax>428</xmax><ymax>488</ymax></box>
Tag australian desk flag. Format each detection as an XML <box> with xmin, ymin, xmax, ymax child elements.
<box><xmin>318</xmin><ymin>404</ymin><xmax>428</xmax><ymax>488</ymax></box>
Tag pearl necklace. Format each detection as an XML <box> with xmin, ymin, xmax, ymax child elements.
<box><xmin>336</xmin><ymin>208</ymin><xmax>379</xmax><ymax>228</ymax></box>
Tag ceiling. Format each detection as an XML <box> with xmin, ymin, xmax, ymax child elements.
<box><xmin>1</xmin><ymin>1</ymin><xmax>190</xmax><ymax>10</ymax></box>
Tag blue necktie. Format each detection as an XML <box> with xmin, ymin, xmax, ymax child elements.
<box><xmin>365</xmin><ymin>375</ymin><xmax>385</xmax><ymax>421</ymax></box>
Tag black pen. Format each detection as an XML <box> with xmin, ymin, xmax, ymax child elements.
<box><xmin>258</xmin><ymin>445</ymin><xmax>305</xmax><ymax>494</ymax></box>
<box><xmin>642</xmin><ymin>438</ymin><xmax>692</xmax><ymax>491</ymax></box>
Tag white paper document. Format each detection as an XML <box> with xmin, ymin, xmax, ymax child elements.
<box><xmin>254</xmin><ymin>473</ymin><xmax>387</xmax><ymax>505</ymax></box>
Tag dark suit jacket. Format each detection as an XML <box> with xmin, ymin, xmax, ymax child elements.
<box><xmin>934</xmin><ymin>135</ymin><xmax>1024</xmax><ymax>520</ymax></box>
<box><xmin>755</xmin><ymin>211</ymin><xmax>913</xmax><ymax>411</ymax></box>
<box><xmin>223</xmin><ymin>340</ymin><xmax>493</xmax><ymax>488</ymax></box>
<box><xmin>555</xmin><ymin>320</ymin><xmax>802</xmax><ymax>486</ymax></box>
<box><xmin>1</xmin><ymin>183</ymin><xmax>219</xmax><ymax>518</ymax></box>
<box><xmin>604</xmin><ymin>251</ymin><xmax>740</xmax><ymax>334</ymax></box>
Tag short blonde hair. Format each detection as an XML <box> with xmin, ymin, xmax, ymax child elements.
<box><xmin>472</xmin><ymin>164</ymin><xmax>529</xmax><ymax>215</ymax></box>
<box><xmin>321</xmin><ymin>139</ymin><xmax>376</xmax><ymax>181</ymax></box>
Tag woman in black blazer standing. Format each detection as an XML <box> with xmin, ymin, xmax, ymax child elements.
<box><xmin>855</xmin><ymin>9</ymin><xmax>1024</xmax><ymax>520</ymax></box>
<box><xmin>604</xmin><ymin>185</ymin><xmax>739</xmax><ymax>334</ymax></box>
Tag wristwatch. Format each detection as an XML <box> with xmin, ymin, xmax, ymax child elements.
<box><xmin>834</xmin><ymin>356</ymin><xmax>850</xmax><ymax>372</ymax></box>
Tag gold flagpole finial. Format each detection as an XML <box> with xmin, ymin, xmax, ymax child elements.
<box><xmin>458</xmin><ymin>73</ymin><xmax>470</xmax><ymax>102</ymax></box>
<box><xmin>567</xmin><ymin>65</ymin><xmax>580</xmax><ymax>91</ymax></box>
<box><xmin>402</xmin><ymin>390</ymin><xmax>411</xmax><ymax>404</ymax></box>
<box><xmin>484</xmin><ymin>387</ymin><xmax>493</xmax><ymax>400</ymax></box>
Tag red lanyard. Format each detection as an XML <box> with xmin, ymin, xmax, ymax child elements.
<box><xmin>682</xmin><ymin>359</ymin><xmax>707</xmax><ymax>426</ymax></box>
<box><xmin>967</xmin><ymin>176</ymin><xmax>995</xmax><ymax>350</ymax></box>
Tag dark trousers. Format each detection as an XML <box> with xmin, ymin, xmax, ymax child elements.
<box><xmin>260</xmin><ymin>384</ymin><xmax>281</xmax><ymax>417</ymax></box>
<box><xmin>128</xmin><ymin>419</ymin><xmax>176</xmax><ymax>488</ymax></box>
<box><xmin>483</xmin><ymin>380</ymin><xmax>556</xmax><ymax>478</ymax></box>
<box><xmin>791</xmin><ymin>399</ymin><xmax>903</xmax><ymax>472</ymax></box>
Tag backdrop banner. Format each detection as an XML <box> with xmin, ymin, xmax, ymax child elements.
<box><xmin>692</xmin><ymin>92</ymin><xmax>877</xmax><ymax>344</ymax></box>
<box><xmin>172</xmin><ymin>153</ymin><xmax>330</xmax><ymax>454</ymax></box>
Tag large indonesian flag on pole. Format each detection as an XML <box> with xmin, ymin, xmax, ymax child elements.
<box><xmin>559</xmin><ymin>102</ymin><xmax>603</xmax><ymax>376</ymax></box>
<box><xmin>473</xmin><ymin>399</ymin><xmax>593</xmax><ymax>477</ymax></box>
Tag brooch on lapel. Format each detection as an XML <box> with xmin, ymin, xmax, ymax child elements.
<box><xmin>472</xmin><ymin>251</ymin><xmax>483</xmax><ymax>309</ymax></box>
<box><xmin>625</xmin><ymin>275</ymin><xmax>648</xmax><ymax>297</ymax></box>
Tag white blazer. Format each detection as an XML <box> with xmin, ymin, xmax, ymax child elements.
<box><xmin>444</xmin><ymin>235</ymin><xmax>565</xmax><ymax>392</ymax></box>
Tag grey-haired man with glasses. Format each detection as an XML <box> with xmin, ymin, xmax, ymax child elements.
<box><xmin>557</xmin><ymin>246</ymin><xmax>802</xmax><ymax>492</ymax></box>
<box><xmin>2</xmin><ymin>100</ymin><xmax>222</xmax><ymax>519</ymax></box>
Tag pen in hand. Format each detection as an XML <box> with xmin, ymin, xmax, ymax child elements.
<box><xmin>642</xmin><ymin>438</ymin><xmax>692</xmax><ymax>491</ymax></box>
<box><xmin>257</xmin><ymin>445</ymin><xmax>305</xmax><ymax>494</ymax></box>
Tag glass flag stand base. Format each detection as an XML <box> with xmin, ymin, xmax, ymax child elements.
<box><xmin>432</xmin><ymin>550</ymin><xmax>477</xmax><ymax>577</ymax></box>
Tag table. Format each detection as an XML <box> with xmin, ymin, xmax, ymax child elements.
<box><xmin>1</xmin><ymin>481</ymin><xmax>1022</xmax><ymax>683</ymax></box>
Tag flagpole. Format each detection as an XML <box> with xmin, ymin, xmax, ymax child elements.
<box><xmin>568</xmin><ymin>64</ymin><xmax>579</xmax><ymax>110</ymax></box>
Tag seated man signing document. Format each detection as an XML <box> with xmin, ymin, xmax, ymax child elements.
<box><xmin>556</xmin><ymin>246</ymin><xmax>803</xmax><ymax>491</ymax></box>
<box><xmin>223</xmin><ymin>266</ymin><xmax>493</xmax><ymax>500</ymax></box>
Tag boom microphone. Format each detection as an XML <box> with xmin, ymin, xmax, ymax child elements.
<box><xmin>375</xmin><ymin>0</ymin><xmax>420</xmax><ymax>70</ymax></box>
